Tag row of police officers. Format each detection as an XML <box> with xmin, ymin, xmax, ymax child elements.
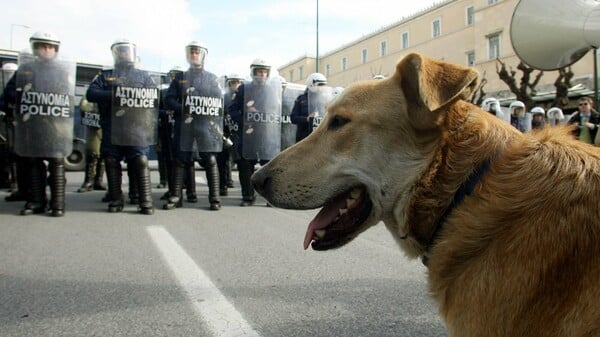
<box><xmin>1</xmin><ymin>31</ymin><xmax>338</xmax><ymax>216</ymax></box>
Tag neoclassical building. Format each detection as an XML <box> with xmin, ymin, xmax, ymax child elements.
<box><xmin>278</xmin><ymin>0</ymin><xmax>595</xmax><ymax>109</ymax></box>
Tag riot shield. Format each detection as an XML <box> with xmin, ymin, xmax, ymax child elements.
<box><xmin>281</xmin><ymin>83</ymin><xmax>304</xmax><ymax>150</ymax></box>
<box><xmin>179</xmin><ymin>70</ymin><xmax>224</xmax><ymax>152</ymax></box>
<box><xmin>80</xmin><ymin>101</ymin><xmax>101</xmax><ymax>128</ymax></box>
<box><xmin>308</xmin><ymin>86</ymin><xmax>333</xmax><ymax>131</ymax></box>
<box><xmin>14</xmin><ymin>52</ymin><xmax>76</xmax><ymax>158</ymax></box>
<box><xmin>242</xmin><ymin>77</ymin><xmax>282</xmax><ymax>161</ymax></box>
<box><xmin>110</xmin><ymin>67</ymin><xmax>159</xmax><ymax>146</ymax></box>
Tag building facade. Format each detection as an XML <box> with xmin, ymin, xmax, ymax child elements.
<box><xmin>278</xmin><ymin>0</ymin><xmax>595</xmax><ymax>109</ymax></box>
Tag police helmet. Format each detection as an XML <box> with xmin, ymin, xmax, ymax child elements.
<box><xmin>250</xmin><ymin>58</ymin><xmax>271</xmax><ymax>77</ymax></box>
<box><xmin>185</xmin><ymin>41</ymin><xmax>208</xmax><ymax>68</ymax></box>
<box><xmin>227</xmin><ymin>73</ymin><xmax>244</xmax><ymax>83</ymax></box>
<box><xmin>509</xmin><ymin>100</ymin><xmax>526</xmax><ymax>115</ymax></box>
<box><xmin>168</xmin><ymin>65</ymin><xmax>183</xmax><ymax>80</ymax></box>
<box><xmin>481</xmin><ymin>97</ymin><xmax>500</xmax><ymax>112</ymax></box>
<box><xmin>546</xmin><ymin>107</ymin><xmax>564</xmax><ymax>119</ymax></box>
<box><xmin>29</xmin><ymin>31</ymin><xmax>60</xmax><ymax>53</ymax></box>
<box><xmin>531</xmin><ymin>107</ymin><xmax>545</xmax><ymax>116</ymax></box>
<box><xmin>111</xmin><ymin>39</ymin><xmax>136</xmax><ymax>66</ymax></box>
<box><xmin>2</xmin><ymin>63</ymin><xmax>18</xmax><ymax>71</ymax></box>
<box><xmin>306</xmin><ymin>73</ymin><xmax>327</xmax><ymax>93</ymax></box>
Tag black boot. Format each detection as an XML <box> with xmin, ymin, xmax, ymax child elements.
<box><xmin>186</xmin><ymin>162</ymin><xmax>197</xmax><ymax>203</ymax></box>
<box><xmin>105</xmin><ymin>156</ymin><xmax>124</xmax><ymax>213</ymax></box>
<box><xmin>132</xmin><ymin>155</ymin><xmax>154</xmax><ymax>215</ymax></box>
<box><xmin>127</xmin><ymin>162</ymin><xmax>139</xmax><ymax>204</ymax></box>
<box><xmin>163</xmin><ymin>160</ymin><xmax>185</xmax><ymax>210</ymax></box>
<box><xmin>237</xmin><ymin>159</ymin><xmax>255</xmax><ymax>206</ymax></box>
<box><xmin>6</xmin><ymin>156</ymin><xmax>30</xmax><ymax>202</ymax></box>
<box><xmin>93</xmin><ymin>157</ymin><xmax>107</xmax><ymax>190</ymax></box>
<box><xmin>204</xmin><ymin>154</ymin><xmax>221</xmax><ymax>210</ymax></box>
<box><xmin>48</xmin><ymin>158</ymin><xmax>66</xmax><ymax>217</ymax></box>
<box><xmin>21</xmin><ymin>159</ymin><xmax>47</xmax><ymax>215</ymax></box>
<box><xmin>78</xmin><ymin>154</ymin><xmax>96</xmax><ymax>193</ymax></box>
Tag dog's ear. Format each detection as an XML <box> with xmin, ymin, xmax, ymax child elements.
<box><xmin>397</xmin><ymin>53</ymin><xmax>479</xmax><ymax>127</ymax></box>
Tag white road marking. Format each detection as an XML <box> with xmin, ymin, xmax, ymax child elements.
<box><xmin>147</xmin><ymin>225</ymin><xmax>261</xmax><ymax>337</ymax></box>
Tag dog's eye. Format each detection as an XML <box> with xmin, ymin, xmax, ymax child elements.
<box><xmin>328</xmin><ymin>116</ymin><xmax>350</xmax><ymax>130</ymax></box>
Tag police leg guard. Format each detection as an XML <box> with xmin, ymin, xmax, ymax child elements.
<box><xmin>185</xmin><ymin>162</ymin><xmax>197</xmax><ymax>203</ymax></box>
<box><xmin>78</xmin><ymin>154</ymin><xmax>96</xmax><ymax>193</ymax></box>
<box><xmin>237</xmin><ymin>159</ymin><xmax>256</xmax><ymax>207</ymax></box>
<box><xmin>156</xmin><ymin>153</ymin><xmax>167</xmax><ymax>188</ymax></box>
<box><xmin>127</xmin><ymin>162</ymin><xmax>139</xmax><ymax>205</ymax></box>
<box><xmin>48</xmin><ymin>158</ymin><xmax>66</xmax><ymax>217</ymax></box>
<box><xmin>204</xmin><ymin>154</ymin><xmax>221</xmax><ymax>210</ymax></box>
<box><xmin>217</xmin><ymin>151</ymin><xmax>228</xmax><ymax>196</ymax></box>
<box><xmin>93</xmin><ymin>157</ymin><xmax>107</xmax><ymax>191</ymax></box>
<box><xmin>132</xmin><ymin>155</ymin><xmax>154</xmax><ymax>215</ymax></box>
<box><xmin>105</xmin><ymin>156</ymin><xmax>124</xmax><ymax>213</ymax></box>
<box><xmin>163</xmin><ymin>160</ymin><xmax>185</xmax><ymax>210</ymax></box>
<box><xmin>160</xmin><ymin>158</ymin><xmax>174</xmax><ymax>200</ymax></box>
<box><xmin>21</xmin><ymin>159</ymin><xmax>48</xmax><ymax>215</ymax></box>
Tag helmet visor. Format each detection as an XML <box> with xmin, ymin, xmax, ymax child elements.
<box><xmin>112</xmin><ymin>43</ymin><xmax>136</xmax><ymax>66</ymax></box>
<box><xmin>186</xmin><ymin>46</ymin><xmax>207</xmax><ymax>67</ymax></box>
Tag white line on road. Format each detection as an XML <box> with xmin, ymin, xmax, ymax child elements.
<box><xmin>146</xmin><ymin>225</ymin><xmax>261</xmax><ymax>337</ymax></box>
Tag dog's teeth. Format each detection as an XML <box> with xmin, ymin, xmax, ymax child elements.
<box><xmin>350</xmin><ymin>188</ymin><xmax>361</xmax><ymax>199</ymax></box>
<box><xmin>346</xmin><ymin>198</ymin><xmax>356</xmax><ymax>208</ymax></box>
<box><xmin>315</xmin><ymin>229</ymin><xmax>326</xmax><ymax>239</ymax></box>
<box><xmin>339</xmin><ymin>208</ymin><xmax>348</xmax><ymax>216</ymax></box>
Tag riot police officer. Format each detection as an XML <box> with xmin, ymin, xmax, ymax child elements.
<box><xmin>156</xmin><ymin>66</ymin><xmax>182</xmax><ymax>195</ymax></box>
<box><xmin>86</xmin><ymin>39</ymin><xmax>158</xmax><ymax>215</ymax></box>
<box><xmin>1</xmin><ymin>62</ymin><xmax>19</xmax><ymax>194</ymax></box>
<box><xmin>3</xmin><ymin>31</ymin><xmax>76</xmax><ymax>216</ymax></box>
<box><xmin>218</xmin><ymin>73</ymin><xmax>243</xmax><ymax>196</ymax></box>
<box><xmin>291</xmin><ymin>72</ymin><xmax>328</xmax><ymax>142</ymax></box>
<box><xmin>77</xmin><ymin>98</ymin><xmax>106</xmax><ymax>193</ymax></box>
<box><xmin>228</xmin><ymin>58</ymin><xmax>282</xmax><ymax>206</ymax></box>
<box><xmin>162</xmin><ymin>41</ymin><xmax>223</xmax><ymax>211</ymax></box>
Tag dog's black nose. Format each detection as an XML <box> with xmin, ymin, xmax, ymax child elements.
<box><xmin>251</xmin><ymin>167</ymin><xmax>271</xmax><ymax>196</ymax></box>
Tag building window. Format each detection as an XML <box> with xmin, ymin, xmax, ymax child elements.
<box><xmin>401</xmin><ymin>31</ymin><xmax>409</xmax><ymax>49</ymax></box>
<box><xmin>299</xmin><ymin>66</ymin><xmax>304</xmax><ymax>81</ymax></box>
<box><xmin>466</xmin><ymin>51</ymin><xmax>475</xmax><ymax>66</ymax></box>
<box><xmin>380</xmin><ymin>40</ymin><xmax>387</xmax><ymax>57</ymax></box>
<box><xmin>432</xmin><ymin>18</ymin><xmax>442</xmax><ymax>38</ymax></box>
<box><xmin>361</xmin><ymin>48</ymin><xmax>368</xmax><ymax>64</ymax></box>
<box><xmin>466</xmin><ymin>6</ymin><xmax>474</xmax><ymax>26</ymax></box>
<box><xmin>488</xmin><ymin>33</ymin><xmax>501</xmax><ymax>60</ymax></box>
<box><xmin>341</xmin><ymin>57</ymin><xmax>348</xmax><ymax>71</ymax></box>
<box><xmin>289</xmin><ymin>70</ymin><xmax>294</xmax><ymax>82</ymax></box>
<box><xmin>325</xmin><ymin>64</ymin><xmax>331</xmax><ymax>77</ymax></box>
<box><xmin>487</xmin><ymin>0</ymin><xmax>499</xmax><ymax>4</ymax></box>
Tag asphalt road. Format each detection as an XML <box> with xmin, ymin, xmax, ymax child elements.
<box><xmin>0</xmin><ymin>170</ymin><xmax>447</xmax><ymax>337</ymax></box>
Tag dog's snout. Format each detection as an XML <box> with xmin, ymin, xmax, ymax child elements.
<box><xmin>251</xmin><ymin>168</ymin><xmax>272</xmax><ymax>196</ymax></box>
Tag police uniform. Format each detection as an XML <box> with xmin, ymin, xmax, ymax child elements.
<box><xmin>86</xmin><ymin>66</ymin><xmax>156</xmax><ymax>214</ymax></box>
<box><xmin>290</xmin><ymin>90</ymin><xmax>311</xmax><ymax>142</ymax></box>
<box><xmin>4</xmin><ymin>60</ymin><xmax>72</xmax><ymax>217</ymax></box>
<box><xmin>162</xmin><ymin>69</ymin><xmax>222</xmax><ymax>210</ymax></box>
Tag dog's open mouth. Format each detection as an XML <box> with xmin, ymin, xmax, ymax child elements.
<box><xmin>303</xmin><ymin>186</ymin><xmax>373</xmax><ymax>250</ymax></box>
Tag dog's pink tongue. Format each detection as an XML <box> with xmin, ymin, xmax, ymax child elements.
<box><xmin>303</xmin><ymin>195</ymin><xmax>347</xmax><ymax>250</ymax></box>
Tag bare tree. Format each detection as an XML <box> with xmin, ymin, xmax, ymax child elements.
<box><xmin>552</xmin><ymin>66</ymin><xmax>573</xmax><ymax>108</ymax></box>
<box><xmin>469</xmin><ymin>71</ymin><xmax>488</xmax><ymax>106</ymax></box>
<box><xmin>496</xmin><ymin>59</ymin><xmax>543</xmax><ymax>110</ymax></box>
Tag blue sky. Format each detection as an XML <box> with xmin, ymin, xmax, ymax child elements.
<box><xmin>2</xmin><ymin>0</ymin><xmax>439</xmax><ymax>79</ymax></box>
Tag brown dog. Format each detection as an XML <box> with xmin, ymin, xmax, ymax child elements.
<box><xmin>252</xmin><ymin>53</ymin><xmax>600</xmax><ymax>337</ymax></box>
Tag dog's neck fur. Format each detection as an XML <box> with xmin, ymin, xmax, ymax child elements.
<box><xmin>403</xmin><ymin>100</ymin><xmax>517</xmax><ymax>261</ymax></box>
